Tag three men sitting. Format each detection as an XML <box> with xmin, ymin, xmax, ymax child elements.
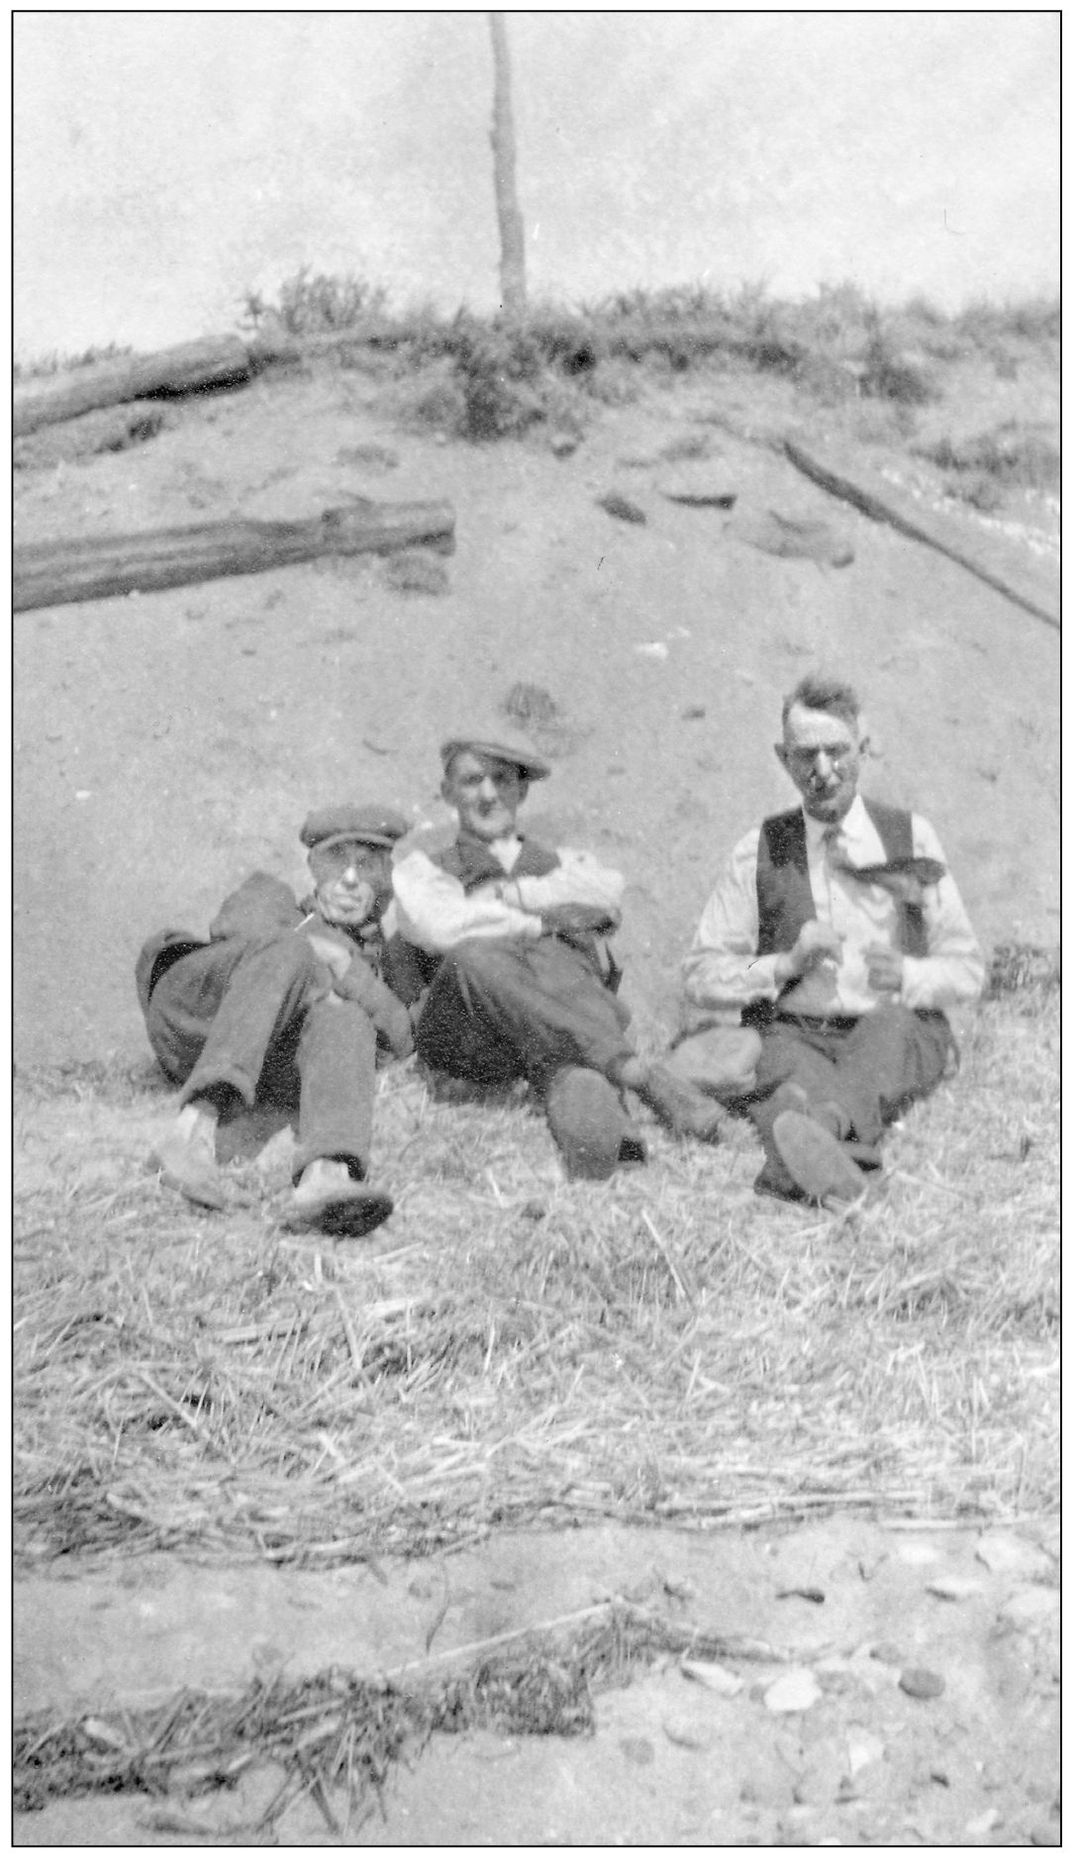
<box><xmin>138</xmin><ymin>680</ymin><xmax>983</xmax><ymax>1221</ymax></box>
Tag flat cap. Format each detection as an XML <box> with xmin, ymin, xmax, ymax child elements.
<box><xmin>440</xmin><ymin>728</ymin><xmax>551</xmax><ymax>781</ymax></box>
<box><xmin>300</xmin><ymin>803</ymin><xmax>410</xmax><ymax>851</ymax></box>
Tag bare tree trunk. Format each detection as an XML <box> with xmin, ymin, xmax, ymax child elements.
<box><xmin>489</xmin><ymin>12</ymin><xmax>527</xmax><ymax>318</ymax></box>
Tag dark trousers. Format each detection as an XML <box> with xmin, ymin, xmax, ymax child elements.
<box><xmin>415</xmin><ymin>936</ymin><xmax>634</xmax><ymax>1094</ymax></box>
<box><xmin>142</xmin><ymin>934</ymin><xmax>377</xmax><ymax>1181</ymax></box>
<box><xmin>750</xmin><ymin>1005</ymin><xmax>954</xmax><ymax>1152</ymax></box>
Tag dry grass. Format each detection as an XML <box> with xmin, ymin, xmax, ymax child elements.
<box><xmin>13</xmin><ymin>987</ymin><xmax>1059</xmax><ymax>1575</ymax></box>
<box><xmin>12</xmin><ymin>1593</ymin><xmax>794</xmax><ymax>1822</ymax></box>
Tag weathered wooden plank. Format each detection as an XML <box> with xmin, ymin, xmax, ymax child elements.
<box><xmin>13</xmin><ymin>500</ymin><xmax>455</xmax><ymax>613</ymax></box>
<box><xmin>784</xmin><ymin>434</ymin><xmax>1059</xmax><ymax>631</ymax></box>
<box><xmin>12</xmin><ymin>336</ymin><xmax>253</xmax><ymax>437</ymax></box>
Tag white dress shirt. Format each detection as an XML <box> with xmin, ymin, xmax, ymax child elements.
<box><xmin>393</xmin><ymin>837</ymin><xmax>626</xmax><ymax>955</ymax></box>
<box><xmin>681</xmin><ymin>795</ymin><xmax>984</xmax><ymax>1022</ymax></box>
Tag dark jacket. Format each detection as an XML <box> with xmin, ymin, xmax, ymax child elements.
<box><xmin>136</xmin><ymin>871</ymin><xmax>413</xmax><ymax>1056</ymax></box>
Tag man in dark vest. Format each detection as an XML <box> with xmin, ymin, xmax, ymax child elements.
<box><xmin>674</xmin><ymin>675</ymin><xmax>984</xmax><ymax>1203</ymax></box>
<box><xmin>137</xmin><ymin>804</ymin><xmax>415</xmax><ymax>1235</ymax></box>
<box><xmin>388</xmin><ymin>729</ymin><xmax>723</xmax><ymax>1179</ymax></box>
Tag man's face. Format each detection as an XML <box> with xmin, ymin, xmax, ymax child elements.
<box><xmin>309</xmin><ymin>840</ymin><xmax>392</xmax><ymax>927</ymax></box>
<box><xmin>776</xmin><ymin>702</ymin><xmax>866</xmax><ymax>824</ymax></box>
<box><xmin>442</xmin><ymin>750</ymin><xmax>528</xmax><ymax>843</ymax></box>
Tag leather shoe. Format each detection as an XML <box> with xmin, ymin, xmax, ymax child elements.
<box><xmin>772</xmin><ymin>1112</ymin><xmax>866</xmax><ymax>1206</ymax></box>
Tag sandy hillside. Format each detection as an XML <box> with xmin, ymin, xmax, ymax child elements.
<box><xmin>13</xmin><ymin>339</ymin><xmax>1059</xmax><ymax>1070</ymax></box>
<box><xmin>12</xmin><ymin>330</ymin><xmax>1060</xmax><ymax>1846</ymax></box>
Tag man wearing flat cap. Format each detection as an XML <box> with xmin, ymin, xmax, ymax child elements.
<box><xmin>674</xmin><ymin>674</ymin><xmax>984</xmax><ymax>1204</ymax></box>
<box><xmin>137</xmin><ymin>803</ymin><xmax>414</xmax><ymax>1234</ymax></box>
<box><xmin>388</xmin><ymin>729</ymin><xmax>723</xmax><ymax>1178</ymax></box>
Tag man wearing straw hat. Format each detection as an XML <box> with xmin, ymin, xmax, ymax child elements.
<box><xmin>388</xmin><ymin>727</ymin><xmax>723</xmax><ymax>1178</ymax></box>
<box><xmin>137</xmin><ymin>804</ymin><xmax>415</xmax><ymax>1236</ymax></box>
<box><xmin>674</xmin><ymin>674</ymin><xmax>984</xmax><ymax>1204</ymax></box>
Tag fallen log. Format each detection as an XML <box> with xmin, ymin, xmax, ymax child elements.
<box><xmin>13</xmin><ymin>400</ymin><xmax>173</xmax><ymax>472</ymax></box>
<box><xmin>12</xmin><ymin>323</ymin><xmax>423</xmax><ymax>438</ymax></box>
<box><xmin>784</xmin><ymin>434</ymin><xmax>1059</xmax><ymax>631</ymax></box>
<box><xmin>13</xmin><ymin>499</ymin><xmax>455</xmax><ymax>613</ymax></box>
<box><xmin>12</xmin><ymin>335</ymin><xmax>252</xmax><ymax>437</ymax></box>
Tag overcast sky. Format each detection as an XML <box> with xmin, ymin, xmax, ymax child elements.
<box><xmin>14</xmin><ymin>11</ymin><xmax>1060</xmax><ymax>359</ymax></box>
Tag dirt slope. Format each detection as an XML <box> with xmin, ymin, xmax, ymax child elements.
<box><xmin>13</xmin><ymin>349</ymin><xmax>1059</xmax><ymax>1069</ymax></box>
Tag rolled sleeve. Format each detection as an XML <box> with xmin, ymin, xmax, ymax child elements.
<box><xmin>513</xmin><ymin>848</ymin><xmax>625</xmax><ymax>915</ymax></box>
<box><xmin>899</xmin><ymin>816</ymin><xmax>985</xmax><ymax>1010</ymax></box>
<box><xmin>681</xmin><ymin>828</ymin><xmax>782</xmax><ymax>1015</ymax></box>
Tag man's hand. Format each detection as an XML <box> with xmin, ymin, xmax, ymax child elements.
<box><xmin>539</xmin><ymin>902</ymin><xmax>622</xmax><ymax>942</ymax></box>
<box><xmin>307</xmin><ymin>933</ymin><xmax>353</xmax><ymax>982</ymax></box>
<box><xmin>778</xmin><ymin>921</ymin><xmax>844</xmax><ymax>983</ymax></box>
<box><xmin>866</xmin><ymin>942</ymin><xmax>905</xmax><ymax>994</ymax></box>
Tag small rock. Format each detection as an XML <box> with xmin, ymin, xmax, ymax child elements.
<box><xmin>502</xmin><ymin>680</ymin><xmax>560</xmax><ymax>729</ymax></box>
<box><xmin>763</xmin><ymin>1668</ymin><xmax>821</xmax><ymax>1714</ymax></box>
<box><xmin>80</xmin><ymin>1717</ymin><xmax>128</xmax><ymax>1751</ymax></box>
<box><xmin>925</xmin><ymin>1575</ymin><xmax>987</xmax><ymax>1601</ymax></box>
<box><xmin>681</xmin><ymin>705</ymin><xmax>706</xmax><ymax>720</ymax></box>
<box><xmin>869</xmin><ymin>1642</ymin><xmax>905</xmax><ymax>1666</ymax></box>
<box><xmin>976</xmin><ymin>1532</ymin><xmax>1053</xmax><ymax>1580</ymax></box>
<box><xmin>549</xmin><ymin>431</ymin><xmax>579</xmax><ymax>459</ymax></box>
<box><xmin>845</xmin><ymin>1646</ymin><xmax>900</xmax><ymax>1694</ymax></box>
<box><xmin>619</xmin><ymin>1735</ymin><xmax>655</xmax><ymax>1767</ymax></box>
<box><xmin>997</xmin><ymin>1585</ymin><xmax>1059</xmax><ymax>1626</ymax></box>
<box><xmin>598</xmin><ymin>491</ymin><xmax>647</xmax><ymax>524</ymax></box>
<box><xmin>894</xmin><ymin>1540</ymin><xmax>942</xmax><ymax>1567</ymax></box>
<box><xmin>847</xmin><ymin>1730</ymin><xmax>885</xmax><ymax>1776</ymax></box>
<box><xmin>680</xmin><ymin>1658</ymin><xmax>743</xmax><ymax>1697</ymax></box>
<box><xmin>734</xmin><ymin>509</ymin><xmax>855</xmax><ymax>567</ymax></box>
<box><xmin>657</xmin><ymin>464</ymin><xmax>737</xmax><ymax>508</ymax></box>
<box><xmin>965</xmin><ymin>1807</ymin><xmax>1001</xmax><ymax>1836</ymax></box>
<box><xmin>662</xmin><ymin>1713</ymin><xmax>714</xmax><ymax>1751</ymax></box>
<box><xmin>899</xmin><ymin>1666</ymin><xmax>945</xmax><ymax>1700</ymax></box>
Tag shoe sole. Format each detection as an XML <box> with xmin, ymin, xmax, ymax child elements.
<box><xmin>282</xmin><ymin>1188</ymin><xmax>394</xmax><ymax>1238</ymax></box>
<box><xmin>149</xmin><ymin>1147</ymin><xmax>230</xmax><ymax>1212</ymax></box>
<box><xmin>547</xmin><ymin>1068</ymin><xmax>643</xmax><ymax>1180</ymax></box>
<box><xmin>772</xmin><ymin>1112</ymin><xmax>866</xmax><ymax>1205</ymax></box>
<box><xmin>639</xmin><ymin>1067</ymin><xmax>723</xmax><ymax>1142</ymax></box>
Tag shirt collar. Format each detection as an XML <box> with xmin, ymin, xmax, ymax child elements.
<box><xmin>802</xmin><ymin>793</ymin><xmax>869</xmax><ymax>848</ymax></box>
<box><xmin>488</xmin><ymin>833</ymin><xmax>524</xmax><ymax>873</ymax></box>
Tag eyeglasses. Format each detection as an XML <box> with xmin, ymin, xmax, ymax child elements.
<box><xmin>784</xmin><ymin>742</ymin><xmax>858</xmax><ymax>773</ymax></box>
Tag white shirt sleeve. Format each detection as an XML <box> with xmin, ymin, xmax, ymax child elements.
<box><xmin>511</xmin><ymin>847</ymin><xmax>625</xmax><ymax>914</ymax></box>
<box><xmin>680</xmin><ymin>827</ymin><xmax>786</xmax><ymax>1014</ymax></box>
<box><xmin>392</xmin><ymin>848</ymin><xmax>542</xmax><ymax>953</ymax></box>
<box><xmin>899</xmin><ymin>815</ymin><xmax>986</xmax><ymax>1010</ymax></box>
<box><xmin>680</xmin><ymin>814</ymin><xmax>984</xmax><ymax>1019</ymax></box>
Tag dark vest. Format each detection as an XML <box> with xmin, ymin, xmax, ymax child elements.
<box><xmin>432</xmin><ymin>836</ymin><xmax>561</xmax><ymax>890</ymax></box>
<box><xmin>426</xmin><ymin>834</ymin><xmax>619</xmax><ymax>994</ymax></box>
<box><xmin>756</xmin><ymin>801</ymin><xmax>927</xmax><ymax>960</ymax></box>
